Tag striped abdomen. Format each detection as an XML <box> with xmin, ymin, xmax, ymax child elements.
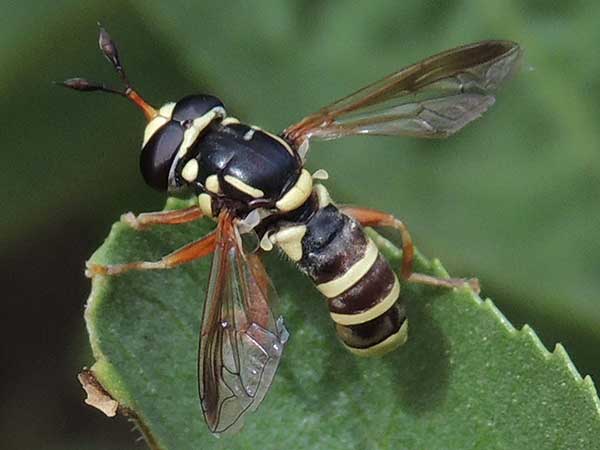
<box><xmin>270</xmin><ymin>201</ymin><xmax>408</xmax><ymax>356</ymax></box>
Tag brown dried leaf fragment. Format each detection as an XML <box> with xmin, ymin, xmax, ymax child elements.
<box><xmin>78</xmin><ymin>369</ymin><xmax>119</xmax><ymax>417</ymax></box>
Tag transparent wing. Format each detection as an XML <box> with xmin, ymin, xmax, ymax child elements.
<box><xmin>199</xmin><ymin>212</ymin><xmax>288</xmax><ymax>436</ymax></box>
<box><xmin>283</xmin><ymin>40</ymin><xmax>522</xmax><ymax>146</ymax></box>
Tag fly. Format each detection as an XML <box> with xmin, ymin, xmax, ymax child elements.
<box><xmin>60</xmin><ymin>26</ymin><xmax>521</xmax><ymax>435</ymax></box>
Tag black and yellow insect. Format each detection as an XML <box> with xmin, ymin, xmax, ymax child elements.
<box><xmin>61</xmin><ymin>27</ymin><xmax>521</xmax><ymax>435</ymax></box>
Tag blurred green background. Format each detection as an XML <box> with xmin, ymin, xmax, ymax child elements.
<box><xmin>3</xmin><ymin>0</ymin><xmax>600</xmax><ymax>448</ymax></box>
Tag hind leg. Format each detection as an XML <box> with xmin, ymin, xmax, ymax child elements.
<box><xmin>341</xmin><ymin>206</ymin><xmax>479</xmax><ymax>293</ymax></box>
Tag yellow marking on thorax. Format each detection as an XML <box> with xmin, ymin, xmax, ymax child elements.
<box><xmin>312</xmin><ymin>169</ymin><xmax>329</xmax><ymax>180</ymax></box>
<box><xmin>221</xmin><ymin>117</ymin><xmax>240</xmax><ymax>126</ymax></box>
<box><xmin>181</xmin><ymin>159</ymin><xmax>199</xmax><ymax>182</ymax></box>
<box><xmin>205</xmin><ymin>174</ymin><xmax>221</xmax><ymax>193</ymax></box>
<box><xmin>317</xmin><ymin>238</ymin><xmax>378</xmax><ymax>298</ymax></box>
<box><xmin>275</xmin><ymin>169</ymin><xmax>313</xmax><ymax>212</ymax></box>
<box><xmin>198</xmin><ymin>193</ymin><xmax>213</xmax><ymax>217</ymax></box>
<box><xmin>313</xmin><ymin>184</ymin><xmax>332</xmax><ymax>208</ymax></box>
<box><xmin>329</xmin><ymin>275</ymin><xmax>400</xmax><ymax>326</ymax></box>
<box><xmin>223</xmin><ymin>175</ymin><xmax>264</xmax><ymax>198</ymax></box>
<box><xmin>260</xmin><ymin>232</ymin><xmax>274</xmax><ymax>251</ymax></box>
<box><xmin>344</xmin><ymin>320</ymin><xmax>408</xmax><ymax>357</ymax></box>
<box><xmin>270</xmin><ymin>225</ymin><xmax>307</xmax><ymax>261</ymax></box>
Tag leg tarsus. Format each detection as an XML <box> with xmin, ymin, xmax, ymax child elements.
<box><xmin>86</xmin><ymin>230</ymin><xmax>217</xmax><ymax>278</ymax></box>
<box><xmin>120</xmin><ymin>206</ymin><xmax>204</xmax><ymax>230</ymax></box>
<box><xmin>120</xmin><ymin>212</ymin><xmax>143</xmax><ymax>229</ymax></box>
<box><xmin>341</xmin><ymin>205</ymin><xmax>479</xmax><ymax>294</ymax></box>
<box><xmin>407</xmin><ymin>273</ymin><xmax>480</xmax><ymax>294</ymax></box>
<box><xmin>85</xmin><ymin>259</ymin><xmax>169</xmax><ymax>277</ymax></box>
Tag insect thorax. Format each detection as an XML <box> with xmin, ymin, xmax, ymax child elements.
<box><xmin>185</xmin><ymin>122</ymin><xmax>300</xmax><ymax>201</ymax></box>
<box><xmin>178</xmin><ymin>125</ymin><xmax>311</xmax><ymax>218</ymax></box>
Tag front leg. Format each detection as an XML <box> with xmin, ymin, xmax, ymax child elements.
<box><xmin>121</xmin><ymin>206</ymin><xmax>204</xmax><ymax>230</ymax></box>
<box><xmin>341</xmin><ymin>206</ymin><xmax>479</xmax><ymax>293</ymax></box>
<box><xmin>86</xmin><ymin>230</ymin><xmax>217</xmax><ymax>277</ymax></box>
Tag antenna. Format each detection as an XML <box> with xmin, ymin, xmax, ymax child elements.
<box><xmin>56</xmin><ymin>24</ymin><xmax>158</xmax><ymax>121</ymax></box>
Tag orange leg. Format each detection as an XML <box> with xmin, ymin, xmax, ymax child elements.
<box><xmin>341</xmin><ymin>206</ymin><xmax>479</xmax><ymax>293</ymax></box>
<box><xmin>86</xmin><ymin>230</ymin><xmax>217</xmax><ymax>277</ymax></box>
<box><xmin>120</xmin><ymin>206</ymin><xmax>204</xmax><ymax>230</ymax></box>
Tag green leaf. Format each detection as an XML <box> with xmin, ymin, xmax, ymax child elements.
<box><xmin>84</xmin><ymin>199</ymin><xmax>600</xmax><ymax>450</ymax></box>
<box><xmin>125</xmin><ymin>0</ymin><xmax>600</xmax><ymax>380</ymax></box>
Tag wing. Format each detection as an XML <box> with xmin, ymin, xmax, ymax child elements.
<box><xmin>199</xmin><ymin>211</ymin><xmax>289</xmax><ymax>436</ymax></box>
<box><xmin>283</xmin><ymin>40</ymin><xmax>522</xmax><ymax>147</ymax></box>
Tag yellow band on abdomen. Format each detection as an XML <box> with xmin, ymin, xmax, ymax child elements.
<box><xmin>316</xmin><ymin>238</ymin><xmax>378</xmax><ymax>298</ymax></box>
<box><xmin>344</xmin><ymin>320</ymin><xmax>409</xmax><ymax>357</ymax></box>
<box><xmin>329</xmin><ymin>275</ymin><xmax>400</xmax><ymax>325</ymax></box>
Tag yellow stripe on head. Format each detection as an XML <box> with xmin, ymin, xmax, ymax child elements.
<box><xmin>142</xmin><ymin>102</ymin><xmax>176</xmax><ymax>147</ymax></box>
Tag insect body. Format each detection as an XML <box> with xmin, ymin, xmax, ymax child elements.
<box><xmin>63</xmin><ymin>27</ymin><xmax>521</xmax><ymax>435</ymax></box>
<box><xmin>278</xmin><ymin>201</ymin><xmax>408</xmax><ymax>356</ymax></box>
<box><xmin>143</xmin><ymin>95</ymin><xmax>409</xmax><ymax>361</ymax></box>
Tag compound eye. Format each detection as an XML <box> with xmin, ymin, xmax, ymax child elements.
<box><xmin>172</xmin><ymin>94</ymin><xmax>224</xmax><ymax>122</ymax></box>
<box><xmin>140</xmin><ymin>121</ymin><xmax>184</xmax><ymax>191</ymax></box>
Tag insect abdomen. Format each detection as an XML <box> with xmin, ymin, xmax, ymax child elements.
<box><xmin>271</xmin><ymin>201</ymin><xmax>408</xmax><ymax>356</ymax></box>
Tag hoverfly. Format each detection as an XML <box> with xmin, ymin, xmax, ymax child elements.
<box><xmin>61</xmin><ymin>27</ymin><xmax>521</xmax><ymax>436</ymax></box>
